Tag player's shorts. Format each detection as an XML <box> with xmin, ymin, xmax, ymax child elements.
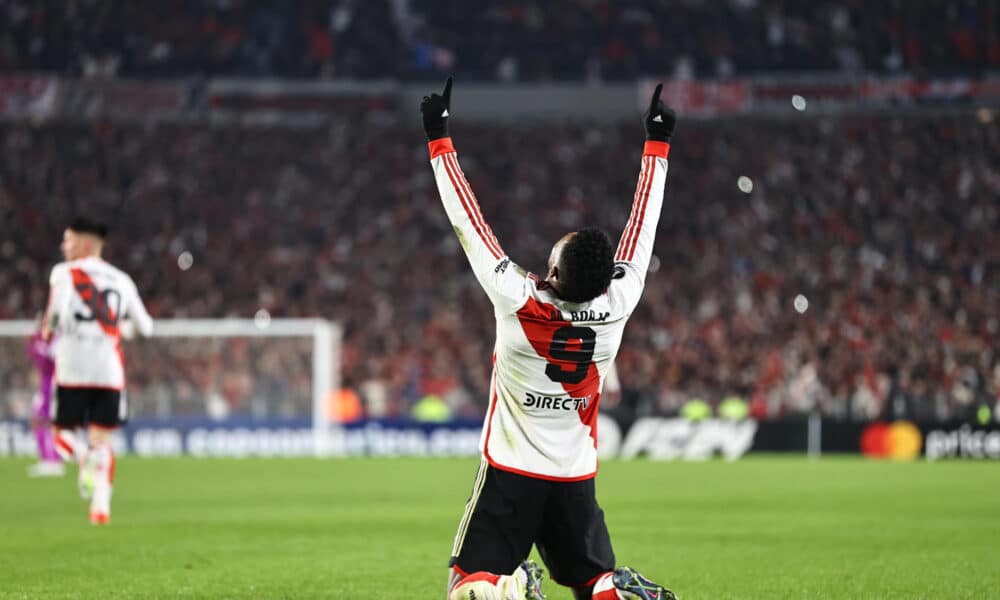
<box><xmin>52</xmin><ymin>386</ymin><xmax>127</xmax><ymax>428</ymax></box>
<box><xmin>449</xmin><ymin>460</ymin><xmax>615</xmax><ymax>588</ymax></box>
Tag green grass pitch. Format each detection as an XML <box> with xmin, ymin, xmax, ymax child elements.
<box><xmin>1</xmin><ymin>456</ymin><xmax>998</xmax><ymax>599</ymax></box>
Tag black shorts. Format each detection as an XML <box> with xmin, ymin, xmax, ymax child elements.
<box><xmin>449</xmin><ymin>461</ymin><xmax>615</xmax><ymax>588</ymax></box>
<box><xmin>52</xmin><ymin>386</ymin><xmax>127</xmax><ymax>428</ymax></box>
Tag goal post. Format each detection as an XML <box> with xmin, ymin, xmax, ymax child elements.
<box><xmin>150</xmin><ymin>318</ymin><xmax>341</xmax><ymax>456</ymax></box>
<box><xmin>0</xmin><ymin>318</ymin><xmax>341</xmax><ymax>457</ymax></box>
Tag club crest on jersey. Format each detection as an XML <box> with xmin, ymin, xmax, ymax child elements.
<box><xmin>524</xmin><ymin>393</ymin><xmax>590</xmax><ymax>411</ymax></box>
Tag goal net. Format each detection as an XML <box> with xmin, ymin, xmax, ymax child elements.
<box><xmin>0</xmin><ymin>318</ymin><xmax>340</xmax><ymax>457</ymax></box>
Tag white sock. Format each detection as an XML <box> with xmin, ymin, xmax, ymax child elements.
<box><xmin>449</xmin><ymin>568</ymin><xmax>527</xmax><ymax>600</ymax></box>
<box><xmin>54</xmin><ymin>429</ymin><xmax>87</xmax><ymax>464</ymax></box>
<box><xmin>89</xmin><ymin>443</ymin><xmax>115</xmax><ymax>515</ymax></box>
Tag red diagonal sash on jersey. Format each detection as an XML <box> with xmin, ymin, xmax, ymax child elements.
<box><xmin>70</xmin><ymin>267</ymin><xmax>125</xmax><ymax>371</ymax></box>
<box><xmin>71</xmin><ymin>268</ymin><xmax>120</xmax><ymax>335</ymax></box>
<box><xmin>515</xmin><ymin>297</ymin><xmax>602</xmax><ymax>447</ymax></box>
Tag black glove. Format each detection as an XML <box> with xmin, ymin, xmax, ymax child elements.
<box><xmin>420</xmin><ymin>77</ymin><xmax>453</xmax><ymax>141</ymax></box>
<box><xmin>643</xmin><ymin>83</ymin><xmax>676</xmax><ymax>142</ymax></box>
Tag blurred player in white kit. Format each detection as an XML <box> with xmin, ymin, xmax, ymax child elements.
<box><xmin>43</xmin><ymin>217</ymin><xmax>153</xmax><ymax>525</ymax></box>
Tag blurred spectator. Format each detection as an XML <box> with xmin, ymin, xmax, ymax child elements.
<box><xmin>0</xmin><ymin>107</ymin><xmax>997</xmax><ymax>423</ymax></box>
<box><xmin>1</xmin><ymin>0</ymin><xmax>997</xmax><ymax>80</ymax></box>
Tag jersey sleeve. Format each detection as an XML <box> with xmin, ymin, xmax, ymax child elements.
<box><xmin>43</xmin><ymin>263</ymin><xmax>71</xmax><ymax>336</ymax></box>
<box><xmin>123</xmin><ymin>276</ymin><xmax>154</xmax><ymax>337</ymax></box>
<box><xmin>428</xmin><ymin>137</ymin><xmax>527</xmax><ymax>312</ymax></box>
<box><xmin>610</xmin><ymin>140</ymin><xmax>670</xmax><ymax>313</ymax></box>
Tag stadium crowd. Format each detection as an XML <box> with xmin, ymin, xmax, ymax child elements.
<box><xmin>1</xmin><ymin>106</ymin><xmax>997</xmax><ymax>423</ymax></box>
<box><xmin>1</xmin><ymin>0</ymin><xmax>997</xmax><ymax>80</ymax></box>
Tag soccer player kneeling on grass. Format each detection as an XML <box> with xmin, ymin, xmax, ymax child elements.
<box><xmin>44</xmin><ymin>217</ymin><xmax>154</xmax><ymax>525</ymax></box>
<box><xmin>422</xmin><ymin>79</ymin><xmax>679</xmax><ymax>600</ymax></box>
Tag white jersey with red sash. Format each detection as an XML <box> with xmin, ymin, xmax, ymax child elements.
<box><xmin>428</xmin><ymin>137</ymin><xmax>670</xmax><ymax>480</ymax></box>
<box><xmin>46</xmin><ymin>257</ymin><xmax>153</xmax><ymax>390</ymax></box>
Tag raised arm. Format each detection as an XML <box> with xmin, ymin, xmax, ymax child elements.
<box><xmin>123</xmin><ymin>276</ymin><xmax>154</xmax><ymax>337</ymax></box>
<box><xmin>42</xmin><ymin>264</ymin><xmax>70</xmax><ymax>341</ymax></box>
<box><xmin>612</xmin><ymin>84</ymin><xmax>676</xmax><ymax>311</ymax></box>
<box><xmin>421</xmin><ymin>78</ymin><xmax>526</xmax><ymax>311</ymax></box>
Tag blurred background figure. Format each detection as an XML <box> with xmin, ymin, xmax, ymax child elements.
<box><xmin>25</xmin><ymin>327</ymin><xmax>63</xmax><ymax>477</ymax></box>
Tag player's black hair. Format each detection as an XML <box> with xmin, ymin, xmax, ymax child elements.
<box><xmin>557</xmin><ymin>227</ymin><xmax>614</xmax><ymax>303</ymax></box>
<box><xmin>67</xmin><ymin>216</ymin><xmax>108</xmax><ymax>239</ymax></box>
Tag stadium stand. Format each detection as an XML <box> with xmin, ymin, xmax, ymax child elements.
<box><xmin>1</xmin><ymin>110</ymin><xmax>997</xmax><ymax>421</ymax></box>
<box><xmin>1</xmin><ymin>0</ymin><xmax>997</xmax><ymax>79</ymax></box>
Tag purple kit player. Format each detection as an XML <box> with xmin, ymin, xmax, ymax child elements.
<box><xmin>27</xmin><ymin>330</ymin><xmax>65</xmax><ymax>477</ymax></box>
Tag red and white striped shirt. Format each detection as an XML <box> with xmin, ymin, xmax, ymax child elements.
<box><xmin>429</xmin><ymin>137</ymin><xmax>669</xmax><ymax>480</ymax></box>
